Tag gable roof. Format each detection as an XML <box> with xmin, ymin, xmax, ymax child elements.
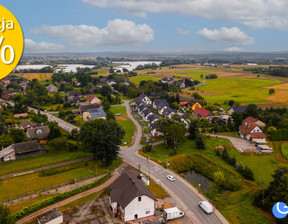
<box><xmin>20</xmin><ymin>120</ymin><xmax>37</xmax><ymax>129</ymax></box>
<box><xmin>250</xmin><ymin>132</ymin><xmax>266</xmax><ymax>139</ymax></box>
<box><xmin>26</xmin><ymin>126</ymin><xmax>50</xmax><ymax>140</ymax></box>
<box><xmin>154</xmin><ymin>99</ymin><xmax>169</xmax><ymax>110</ymax></box>
<box><xmin>231</xmin><ymin>106</ymin><xmax>248</xmax><ymax>113</ymax></box>
<box><xmin>80</xmin><ymin>104</ymin><xmax>100</xmax><ymax>114</ymax></box>
<box><xmin>66</xmin><ymin>90</ymin><xmax>82</xmax><ymax>97</ymax></box>
<box><xmin>163</xmin><ymin>107</ymin><xmax>177</xmax><ymax>116</ymax></box>
<box><xmin>239</xmin><ymin>116</ymin><xmax>265</xmax><ymax>136</ymax></box>
<box><xmin>38</xmin><ymin>208</ymin><xmax>63</xmax><ymax>224</ymax></box>
<box><xmin>11</xmin><ymin>140</ymin><xmax>42</xmax><ymax>155</ymax></box>
<box><xmin>87</xmin><ymin>95</ymin><xmax>100</xmax><ymax>104</ymax></box>
<box><xmin>194</xmin><ymin>107</ymin><xmax>212</xmax><ymax>117</ymax></box>
<box><xmin>87</xmin><ymin>108</ymin><xmax>107</xmax><ymax>118</ymax></box>
<box><xmin>142</xmin><ymin>108</ymin><xmax>152</xmax><ymax>117</ymax></box>
<box><xmin>110</xmin><ymin>172</ymin><xmax>156</xmax><ymax>209</ymax></box>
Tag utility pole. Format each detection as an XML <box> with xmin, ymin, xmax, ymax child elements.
<box><xmin>147</xmin><ymin>157</ymin><xmax>150</xmax><ymax>178</ymax></box>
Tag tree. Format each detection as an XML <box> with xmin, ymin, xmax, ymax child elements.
<box><xmin>79</xmin><ymin>119</ymin><xmax>125</xmax><ymax>167</ymax></box>
<box><xmin>156</xmin><ymin>117</ymin><xmax>186</xmax><ymax>153</ymax></box>
<box><xmin>0</xmin><ymin>204</ymin><xmax>14</xmax><ymax>224</ymax></box>
<box><xmin>269</xmin><ymin>88</ymin><xmax>275</xmax><ymax>95</ymax></box>
<box><xmin>106</xmin><ymin>111</ymin><xmax>116</xmax><ymax>121</ymax></box>
<box><xmin>192</xmin><ymin>92</ymin><xmax>204</xmax><ymax>100</ymax></box>
<box><xmin>171</xmin><ymin>102</ymin><xmax>180</xmax><ymax>110</ymax></box>
<box><xmin>195</xmin><ymin>133</ymin><xmax>205</xmax><ymax>149</ymax></box>
<box><xmin>73</xmin><ymin>116</ymin><xmax>83</xmax><ymax>125</ymax></box>
<box><xmin>100</xmin><ymin>86</ymin><xmax>112</xmax><ymax>97</ymax></box>
<box><xmin>228</xmin><ymin>100</ymin><xmax>235</xmax><ymax>107</ymax></box>
<box><xmin>126</xmin><ymin>87</ymin><xmax>137</xmax><ymax>98</ymax></box>
<box><xmin>47</xmin><ymin>121</ymin><xmax>62</xmax><ymax>140</ymax></box>
<box><xmin>71</xmin><ymin>128</ymin><xmax>79</xmax><ymax>141</ymax></box>
<box><xmin>188</xmin><ymin>119</ymin><xmax>199</xmax><ymax>140</ymax></box>
<box><xmin>244</xmin><ymin>104</ymin><xmax>258</xmax><ymax>118</ymax></box>
<box><xmin>9</xmin><ymin>128</ymin><xmax>26</xmax><ymax>143</ymax></box>
<box><xmin>231</xmin><ymin>112</ymin><xmax>243</xmax><ymax>130</ymax></box>
<box><xmin>0</xmin><ymin>134</ymin><xmax>14</xmax><ymax>148</ymax></box>
<box><xmin>101</xmin><ymin>98</ymin><xmax>111</xmax><ymax>112</ymax></box>
<box><xmin>48</xmin><ymin>137</ymin><xmax>69</xmax><ymax>151</ymax></box>
<box><xmin>32</xmin><ymin>112</ymin><xmax>48</xmax><ymax>123</ymax></box>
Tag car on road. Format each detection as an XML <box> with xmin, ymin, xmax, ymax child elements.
<box><xmin>167</xmin><ymin>175</ymin><xmax>176</xmax><ymax>181</ymax></box>
<box><xmin>198</xmin><ymin>201</ymin><xmax>213</xmax><ymax>214</ymax></box>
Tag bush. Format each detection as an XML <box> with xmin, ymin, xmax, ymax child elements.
<box><xmin>39</xmin><ymin>162</ymin><xmax>87</xmax><ymax>177</ymax></box>
<box><xmin>13</xmin><ymin>174</ymin><xmax>110</xmax><ymax>220</ymax></box>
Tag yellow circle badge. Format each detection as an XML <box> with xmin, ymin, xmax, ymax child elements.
<box><xmin>0</xmin><ymin>5</ymin><xmax>24</xmax><ymax>80</ymax></box>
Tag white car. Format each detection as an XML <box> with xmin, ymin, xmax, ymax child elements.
<box><xmin>167</xmin><ymin>175</ymin><xmax>176</xmax><ymax>181</ymax></box>
<box><xmin>198</xmin><ymin>201</ymin><xmax>213</xmax><ymax>214</ymax></box>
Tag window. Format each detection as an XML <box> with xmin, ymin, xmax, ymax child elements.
<box><xmin>146</xmin><ymin>211</ymin><xmax>150</xmax><ymax>214</ymax></box>
<box><xmin>138</xmin><ymin>197</ymin><xmax>141</xmax><ymax>202</ymax></box>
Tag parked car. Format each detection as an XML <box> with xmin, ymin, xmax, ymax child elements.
<box><xmin>167</xmin><ymin>175</ymin><xmax>175</xmax><ymax>181</ymax></box>
<box><xmin>198</xmin><ymin>201</ymin><xmax>213</xmax><ymax>214</ymax></box>
<box><xmin>164</xmin><ymin>207</ymin><xmax>185</xmax><ymax>221</ymax></box>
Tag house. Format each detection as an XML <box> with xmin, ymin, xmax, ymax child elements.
<box><xmin>180</xmin><ymin>115</ymin><xmax>190</xmax><ymax>129</ymax></box>
<box><xmin>138</xmin><ymin>93</ymin><xmax>152</xmax><ymax>106</ymax></box>
<box><xmin>123</xmin><ymin>80</ymin><xmax>130</xmax><ymax>86</ymax></box>
<box><xmin>66</xmin><ymin>90</ymin><xmax>82</xmax><ymax>105</ymax></box>
<box><xmin>188</xmin><ymin>98</ymin><xmax>202</xmax><ymax>110</ymax></box>
<box><xmin>59</xmin><ymin>80</ymin><xmax>70</xmax><ymax>86</ymax></box>
<box><xmin>193</xmin><ymin>107</ymin><xmax>213</xmax><ymax>118</ymax></box>
<box><xmin>87</xmin><ymin>95</ymin><xmax>100</xmax><ymax>105</ymax></box>
<box><xmin>239</xmin><ymin>117</ymin><xmax>267</xmax><ymax>143</ymax></box>
<box><xmin>228</xmin><ymin>106</ymin><xmax>248</xmax><ymax>115</ymax></box>
<box><xmin>83</xmin><ymin>108</ymin><xmax>107</xmax><ymax>121</ymax></box>
<box><xmin>80</xmin><ymin>103</ymin><xmax>100</xmax><ymax>115</ymax></box>
<box><xmin>14</xmin><ymin>113</ymin><xmax>29</xmax><ymax>118</ymax></box>
<box><xmin>209</xmin><ymin>116</ymin><xmax>227</xmax><ymax>126</ymax></box>
<box><xmin>1</xmin><ymin>78</ymin><xmax>10</xmax><ymax>85</ymax></box>
<box><xmin>26</xmin><ymin>125</ymin><xmax>50</xmax><ymax>144</ymax></box>
<box><xmin>46</xmin><ymin>84</ymin><xmax>58</xmax><ymax>93</ymax></box>
<box><xmin>37</xmin><ymin>208</ymin><xmax>63</xmax><ymax>224</ymax></box>
<box><xmin>20</xmin><ymin>120</ymin><xmax>37</xmax><ymax>131</ymax></box>
<box><xmin>142</xmin><ymin>108</ymin><xmax>153</xmax><ymax>121</ymax></box>
<box><xmin>106</xmin><ymin>79</ymin><xmax>116</xmax><ymax>86</ymax></box>
<box><xmin>175</xmin><ymin>80</ymin><xmax>185</xmax><ymax>88</ymax></box>
<box><xmin>109</xmin><ymin>172</ymin><xmax>156</xmax><ymax>222</ymax></box>
<box><xmin>1</xmin><ymin>94</ymin><xmax>13</xmax><ymax>101</ymax></box>
<box><xmin>150</xmin><ymin>122</ymin><xmax>158</xmax><ymax>136</ymax></box>
<box><xmin>96</xmin><ymin>83</ymin><xmax>107</xmax><ymax>88</ymax></box>
<box><xmin>147</xmin><ymin>113</ymin><xmax>159</xmax><ymax>125</ymax></box>
<box><xmin>161</xmin><ymin>77</ymin><xmax>175</xmax><ymax>84</ymax></box>
<box><xmin>153</xmin><ymin>99</ymin><xmax>169</xmax><ymax>115</ymax></box>
<box><xmin>0</xmin><ymin>140</ymin><xmax>46</xmax><ymax>162</ymax></box>
<box><xmin>162</xmin><ymin>107</ymin><xmax>177</xmax><ymax>119</ymax></box>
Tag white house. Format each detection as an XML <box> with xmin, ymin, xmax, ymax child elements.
<box><xmin>37</xmin><ymin>208</ymin><xmax>63</xmax><ymax>224</ymax></box>
<box><xmin>138</xmin><ymin>93</ymin><xmax>152</xmax><ymax>105</ymax></box>
<box><xmin>110</xmin><ymin>172</ymin><xmax>156</xmax><ymax>222</ymax></box>
<box><xmin>239</xmin><ymin>117</ymin><xmax>267</xmax><ymax>143</ymax></box>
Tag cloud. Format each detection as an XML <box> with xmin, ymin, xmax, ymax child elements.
<box><xmin>177</xmin><ymin>28</ymin><xmax>190</xmax><ymax>35</ymax></box>
<box><xmin>30</xmin><ymin>19</ymin><xmax>154</xmax><ymax>48</ymax></box>
<box><xmin>224</xmin><ymin>47</ymin><xmax>248</xmax><ymax>52</ymax></box>
<box><xmin>24</xmin><ymin>39</ymin><xmax>66</xmax><ymax>53</ymax></box>
<box><xmin>81</xmin><ymin>0</ymin><xmax>288</xmax><ymax>31</ymax></box>
<box><xmin>197</xmin><ymin>27</ymin><xmax>255</xmax><ymax>45</ymax></box>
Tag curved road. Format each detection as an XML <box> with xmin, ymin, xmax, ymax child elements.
<box><xmin>120</xmin><ymin>100</ymin><xmax>228</xmax><ymax>224</ymax></box>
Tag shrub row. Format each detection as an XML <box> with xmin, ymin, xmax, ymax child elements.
<box><xmin>13</xmin><ymin>173</ymin><xmax>110</xmax><ymax>220</ymax></box>
<box><xmin>216</xmin><ymin>149</ymin><xmax>255</xmax><ymax>181</ymax></box>
<box><xmin>39</xmin><ymin>162</ymin><xmax>88</xmax><ymax>177</ymax></box>
<box><xmin>269</xmin><ymin>129</ymin><xmax>288</xmax><ymax>141</ymax></box>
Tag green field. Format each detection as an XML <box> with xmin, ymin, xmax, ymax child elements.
<box><xmin>116</xmin><ymin>117</ymin><xmax>135</xmax><ymax>146</ymax></box>
<box><xmin>198</xmin><ymin>78</ymin><xmax>281</xmax><ymax>104</ymax></box>
<box><xmin>281</xmin><ymin>143</ymin><xmax>288</xmax><ymax>160</ymax></box>
<box><xmin>169</xmin><ymin>68</ymin><xmax>215</xmax><ymax>80</ymax></box>
<box><xmin>110</xmin><ymin>106</ymin><xmax>127</xmax><ymax>115</ymax></box>
<box><xmin>0</xmin><ymin>150</ymin><xmax>92</xmax><ymax>177</ymax></box>
<box><xmin>0</xmin><ymin>160</ymin><xmax>105</xmax><ymax>200</ymax></box>
<box><xmin>131</xmin><ymin>74</ymin><xmax>159</xmax><ymax>86</ymax></box>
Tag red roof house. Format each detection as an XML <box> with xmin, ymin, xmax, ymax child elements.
<box><xmin>239</xmin><ymin>117</ymin><xmax>266</xmax><ymax>143</ymax></box>
<box><xmin>193</xmin><ymin>107</ymin><xmax>213</xmax><ymax>118</ymax></box>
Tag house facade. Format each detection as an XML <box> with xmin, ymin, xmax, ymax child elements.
<box><xmin>87</xmin><ymin>95</ymin><xmax>100</xmax><ymax>105</ymax></box>
<box><xmin>83</xmin><ymin>108</ymin><xmax>107</xmax><ymax>121</ymax></box>
<box><xmin>239</xmin><ymin>117</ymin><xmax>267</xmax><ymax>143</ymax></box>
<box><xmin>109</xmin><ymin>173</ymin><xmax>156</xmax><ymax>222</ymax></box>
<box><xmin>46</xmin><ymin>84</ymin><xmax>58</xmax><ymax>93</ymax></box>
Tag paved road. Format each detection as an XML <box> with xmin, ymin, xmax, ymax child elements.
<box><xmin>120</xmin><ymin>100</ymin><xmax>227</xmax><ymax>224</ymax></box>
<box><xmin>208</xmin><ymin>134</ymin><xmax>256</xmax><ymax>152</ymax></box>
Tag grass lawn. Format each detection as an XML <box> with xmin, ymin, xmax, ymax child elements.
<box><xmin>0</xmin><ymin>160</ymin><xmax>106</xmax><ymax>200</ymax></box>
<box><xmin>147</xmin><ymin>179</ymin><xmax>169</xmax><ymax>199</ymax></box>
<box><xmin>110</xmin><ymin>106</ymin><xmax>127</xmax><ymax>115</ymax></box>
<box><xmin>130</xmin><ymin>74</ymin><xmax>159</xmax><ymax>86</ymax></box>
<box><xmin>59</xmin><ymin>191</ymin><xmax>101</xmax><ymax>211</ymax></box>
<box><xmin>116</xmin><ymin>117</ymin><xmax>135</xmax><ymax>146</ymax></box>
<box><xmin>42</xmin><ymin>104</ymin><xmax>63</xmax><ymax>111</ymax></box>
<box><xmin>198</xmin><ymin>78</ymin><xmax>281</xmax><ymax>105</ymax></box>
<box><xmin>0</xmin><ymin>150</ymin><xmax>92</xmax><ymax>177</ymax></box>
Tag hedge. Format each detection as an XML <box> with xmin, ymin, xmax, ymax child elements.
<box><xmin>13</xmin><ymin>173</ymin><xmax>110</xmax><ymax>220</ymax></box>
<box><xmin>281</xmin><ymin>143</ymin><xmax>288</xmax><ymax>160</ymax></box>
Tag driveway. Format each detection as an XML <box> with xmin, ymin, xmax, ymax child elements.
<box><xmin>208</xmin><ymin>134</ymin><xmax>256</xmax><ymax>153</ymax></box>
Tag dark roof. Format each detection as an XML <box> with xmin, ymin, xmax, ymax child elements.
<box><xmin>80</xmin><ymin>104</ymin><xmax>100</xmax><ymax>114</ymax></box>
<box><xmin>163</xmin><ymin>107</ymin><xmax>177</xmax><ymax>116</ymax></box>
<box><xmin>231</xmin><ymin>106</ymin><xmax>248</xmax><ymax>113</ymax></box>
<box><xmin>138</xmin><ymin>93</ymin><xmax>146</xmax><ymax>101</ymax></box>
<box><xmin>154</xmin><ymin>99</ymin><xmax>169</xmax><ymax>110</ymax></box>
<box><xmin>26</xmin><ymin>126</ymin><xmax>50</xmax><ymax>140</ymax></box>
<box><xmin>38</xmin><ymin>208</ymin><xmax>63</xmax><ymax>224</ymax></box>
<box><xmin>150</xmin><ymin>122</ymin><xmax>157</xmax><ymax>130</ymax></box>
<box><xmin>138</xmin><ymin>104</ymin><xmax>147</xmax><ymax>113</ymax></box>
<box><xmin>136</xmin><ymin>101</ymin><xmax>144</xmax><ymax>107</ymax></box>
<box><xmin>20</xmin><ymin>120</ymin><xmax>37</xmax><ymax>129</ymax></box>
<box><xmin>110</xmin><ymin>173</ymin><xmax>156</xmax><ymax>209</ymax></box>
<box><xmin>142</xmin><ymin>108</ymin><xmax>152</xmax><ymax>117</ymax></box>
<box><xmin>66</xmin><ymin>90</ymin><xmax>82</xmax><ymax>97</ymax></box>
<box><xmin>161</xmin><ymin>77</ymin><xmax>175</xmax><ymax>82</ymax></box>
<box><xmin>87</xmin><ymin>108</ymin><xmax>107</xmax><ymax>118</ymax></box>
<box><xmin>147</xmin><ymin>113</ymin><xmax>159</xmax><ymax>123</ymax></box>
<box><xmin>12</xmin><ymin>140</ymin><xmax>42</xmax><ymax>155</ymax></box>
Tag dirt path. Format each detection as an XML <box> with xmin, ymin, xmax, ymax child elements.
<box><xmin>0</xmin><ymin>157</ymin><xmax>93</xmax><ymax>180</ymax></box>
<box><xmin>16</xmin><ymin>169</ymin><xmax>121</xmax><ymax>224</ymax></box>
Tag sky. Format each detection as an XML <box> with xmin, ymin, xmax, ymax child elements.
<box><xmin>2</xmin><ymin>0</ymin><xmax>288</xmax><ymax>53</ymax></box>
